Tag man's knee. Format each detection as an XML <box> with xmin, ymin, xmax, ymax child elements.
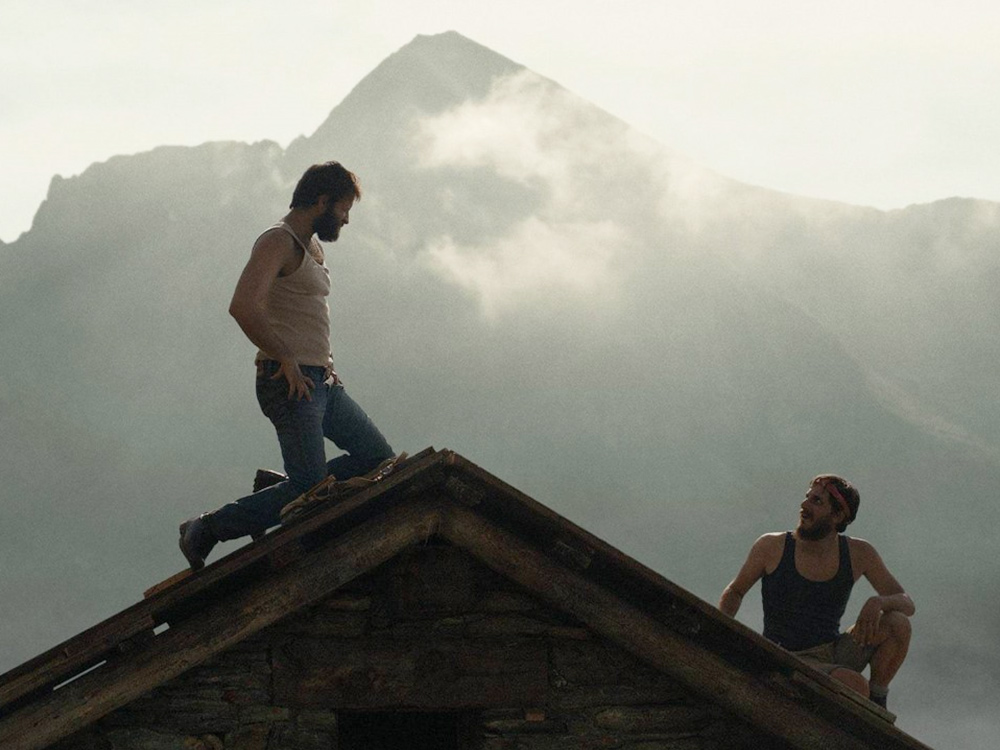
<box><xmin>830</xmin><ymin>667</ymin><xmax>869</xmax><ymax>697</ymax></box>
<box><xmin>881</xmin><ymin>611</ymin><xmax>912</xmax><ymax>645</ymax></box>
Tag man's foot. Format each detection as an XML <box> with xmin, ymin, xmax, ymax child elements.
<box><xmin>253</xmin><ymin>469</ymin><xmax>286</xmax><ymax>493</ymax></box>
<box><xmin>178</xmin><ymin>514</ymin><xmax>218</xmax><ymax>571</ymax></box>
<box><xmin>279</xmin><ymin>453</ymin><xmax>409</xmax><ymax>525</ymax></box>
<box><xmin>869</xmin><ymin>686</ymin><xmax>889</xmax><ymax>710</ymax></box>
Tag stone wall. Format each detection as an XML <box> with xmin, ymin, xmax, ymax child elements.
<box><xmin>53</xmin><ymin>543</ymin><xmax>789</xmax><ymax>750</ymax></box>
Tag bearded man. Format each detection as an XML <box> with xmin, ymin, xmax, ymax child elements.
<box><xmin>178</xmin><ymin>162</ymin><xmax>396</xmax><ymax>570</ymax></box>
<box><xmin>719</xmin><ymin>475</ymin><xmax>914</xmax><ymax>710</ymax></box>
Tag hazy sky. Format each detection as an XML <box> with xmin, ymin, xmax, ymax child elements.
<box><xmin>2</xmin><ymin>0</ymin><xmax>998</xmax><ymax>242</ymax></box>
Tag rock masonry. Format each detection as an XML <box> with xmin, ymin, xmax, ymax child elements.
<box><xmin>53</xmin><ymin>543</ymin><xmax>787</xmax><ymax>750</ymax></box>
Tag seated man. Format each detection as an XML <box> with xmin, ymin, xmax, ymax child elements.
<box><xmin>719</xmin><ymin>475</ymin><xmax>914</xmax><ymax>710</ymax></box>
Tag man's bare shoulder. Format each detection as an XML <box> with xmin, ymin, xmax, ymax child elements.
<box><xmin>847</xmin><ymin>535</ymin><xmax>877</xmax><ymax>554</ymax></box>
<box><xmin>748</xmin><ymin>532</ymin><xmax>787</xmax><ymax>568</ymax></box>
<box><xmin>847</xmin><ymin>536</ymin><xmax>881</xmax><ymax>566</ymax></box>
<box><xmin>252</xmin><ymin>226</ymin><xmax>297</xmax><ymax>254</ymax></box>
<box><xmin>754</xmin><ymin>531</ymin><xmax>789</xmax><ymax>549</ymax></box>
<box><xmin>246</xmin><ymin>227</ymin><xmax>300</xmax><ymax>277</ymax></box>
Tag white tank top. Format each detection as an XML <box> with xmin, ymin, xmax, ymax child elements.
<box><xmin>253</xmin><ymin>222</ymin><xmax>332</xmax><ymax>367</ymax></box>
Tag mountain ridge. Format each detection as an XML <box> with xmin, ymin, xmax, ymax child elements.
<box><xmin>1</xmin><ymin>32</ymin><xmax>997</xmax><ymax>745</ymax></box>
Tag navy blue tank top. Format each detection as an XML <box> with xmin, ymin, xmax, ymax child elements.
<box><xmin>761</xmin><ymin>532</ymin><xmax>854</xmax><ymax>651</ymax></box>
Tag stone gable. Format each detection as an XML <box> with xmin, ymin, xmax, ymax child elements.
<box><xmin>53</xmin><ymin>542</ymin><xmax>788</xmax><ymax>750</ymax></box>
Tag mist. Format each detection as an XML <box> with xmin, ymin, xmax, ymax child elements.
<box><xmin>2</xmin><ymin>32</ymin><xmax>998</xmax><ymax>749</ymax></box>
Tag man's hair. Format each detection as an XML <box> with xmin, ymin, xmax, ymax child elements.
<box><xmin>812</xmin><ymin>474</ymin><xmax>860</xmax><ymax>532</ymax></box>
<box><xmin>289</xmin><ymin>161</ymin><xmax>362</xmax><ymax>208</ymax></box>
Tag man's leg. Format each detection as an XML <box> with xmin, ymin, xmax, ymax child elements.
<box><xmin>837</xmin><ymin>614</ymin><xmax>911</xmax><ymax>709</ymax></box>
<box><xmin>866</xmin><ymin>612</ymin><xmax>912</xmax><ymax>696</ymax></box>
<box><xmin>829</xmin><ymin>668</ymin><xmax>870</xmax><ymax>698</ymax></box>
<box><xmin>206</xmin><ymin>366</ymin><xmax>331</xmax><ymax>540</ymax></box>
<box><xmin>795</xmin><ymin>643</ymin><xmax>869</xmax><ymax>698</ymax></box>
<box><xmin>322</xmin><ymin>384</ymin><xmax>394</xmax><ymax>480</ymax></box>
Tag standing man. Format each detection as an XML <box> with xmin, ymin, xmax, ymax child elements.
<box><xmin>179</xmin><ymin>161</ymin><xmax>396</xmax><ymax>570</ymax></box>
<box><xmin>719</xmin><ymin>475</ymin><xmax>914</xmax><ymax>710</ymax></box>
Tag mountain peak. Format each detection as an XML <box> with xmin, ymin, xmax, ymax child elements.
<box><xmin>381</xmin><ymin>30</ymin><xmax>519</xmax><ymax>73</ymax></box>
<box><xmin>360</xmin><ymin>30</ymin><xmax>522</xmax><ymax>102</ymax></box>
<box><xmin>404</xmin><ymin>30</ymin><xmax>491</xmax><ymax>53</ymax></box>
<box><xmin>284</xmin><ymin>31</ymin><xmax>523</xmax><ymax>171</ymax></box>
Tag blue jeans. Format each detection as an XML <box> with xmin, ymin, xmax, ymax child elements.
<box><xmin>207</xmin><ymin>361</ymin><xmax>394</xmax><ymax>540</ymax></box>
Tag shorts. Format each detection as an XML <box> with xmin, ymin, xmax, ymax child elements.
<box><xmin>793</xmin><ymin>632</ymin><xmax>876</xmax><ymax>675</ymax></box>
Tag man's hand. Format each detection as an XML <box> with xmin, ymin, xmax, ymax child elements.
<box><xmin>273</xmin><ymin>360</ymin><xmax>314</xmax><ymax>401</ymax></box>
<box><xmin>853</xmin><ymin>596</ymin><xmax>884</xmax><ymax>646</ymax></box>
<box><xmin>325</xmin><ymin>358</ymin><xmax>342</xmax><ymax>386</ymax></box>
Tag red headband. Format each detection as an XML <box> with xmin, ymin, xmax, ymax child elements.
<box><xmin>821</xmin><ymin>481</ymin><xmax>851</xmax><ymax>520</ymax></box>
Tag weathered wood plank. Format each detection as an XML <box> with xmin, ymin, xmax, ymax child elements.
<box><xmin>446</xmin><ymin>458</ymin><xmax>767</xmax><ymax>636</ymax></box>
<box><xmin>444</xmin><ymin>455</ymin><xmax>921</xmax><ymax>728</ymax></box>
<box><xmin>0</xmin><ymin>447</ymin><xmax>443</xmax><ymax>713</ymax></box>
<box><xmin>790</xmin><ymin>669</ymin><xmax>897</xmax><ymax>723</ymax></box>
<box><xmin>142</xmin><ymin>569</ymin><xmax>192</xmax><ymax>599</ymax></box>
<box><xmin>0</xmin><ymin>498</ymin><xmax>445</xmax><ymax>750</ymax></box>
<box><xmin>439</xmin><ymin>503</ymin><xmax>932</xmax><ymax>750</ymax></box>
<box><xmin>0</xmin><ymin>611</ymin><xmax>157</xmax><ymax>715</ymax></box>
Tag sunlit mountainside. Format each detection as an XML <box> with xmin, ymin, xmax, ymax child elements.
<box><xmin>1</xmin><ymin>31</ymin><xmax>998</xmax><ymax>746</ymax></box>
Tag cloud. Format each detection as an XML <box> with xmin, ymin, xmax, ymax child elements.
<box><xmin>416</xmin><ymin>69</ymin><xmax>625</xmax><ymax>210</ymax></box>
<box><xmin>423</xmin><ymin>216</ymin><xmax>623</xmax><ymax>319</ymax></box>
<box><xmin>412</xmin><ymin>70</ymin><xmax>646</xmax><ymax>315</ymax></box>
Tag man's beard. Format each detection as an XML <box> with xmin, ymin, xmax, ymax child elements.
<box><xmin>314</xmin><ymin>212</ymin><xmax>341</xmax><ymax>242</ymax></box>
<box><xmin>797</xmin><ymin>515</ymin><xmax>836</xmax><ymax>541</ymax></box>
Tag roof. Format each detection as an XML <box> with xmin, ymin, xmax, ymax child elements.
<box><xmin>0</xmin><ymin>448</ymin><xmax>933</xmax><ymax>750</ymax></box>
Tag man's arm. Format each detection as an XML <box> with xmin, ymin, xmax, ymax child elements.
<box><xmin>851</xmin><ymin>538</ymin><xmax>916</xmax><ymax>645</ymax></box>
<box><xmin>719</xmin><ymin>534</ymin><xmax>779</xmax><ymax>617</ymax></box>
<box><xmin>229</xmin><ymin>232</ymin><xmax>314</xmax><ymax>400</ymax></box>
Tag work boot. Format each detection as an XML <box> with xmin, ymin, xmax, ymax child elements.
<box><xmin>179</xmin><ymin>514</ymin><xmax>218</xmax><ymax>571</ymax></box>
<box><xmin>253</xmin><ymin>468</ymin><xmax>286</xmax><ymax>493</ymax></box>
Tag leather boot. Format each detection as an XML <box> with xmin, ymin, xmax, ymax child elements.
<box><xmin>178</xmin><ymin>514</ymin><xmax>218</xmax><ymax>571</ymax></box>
<box><xmin>253</xmin><ymin>469</ymin><xmax>287</xmax><ymax>493</ymax></box>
